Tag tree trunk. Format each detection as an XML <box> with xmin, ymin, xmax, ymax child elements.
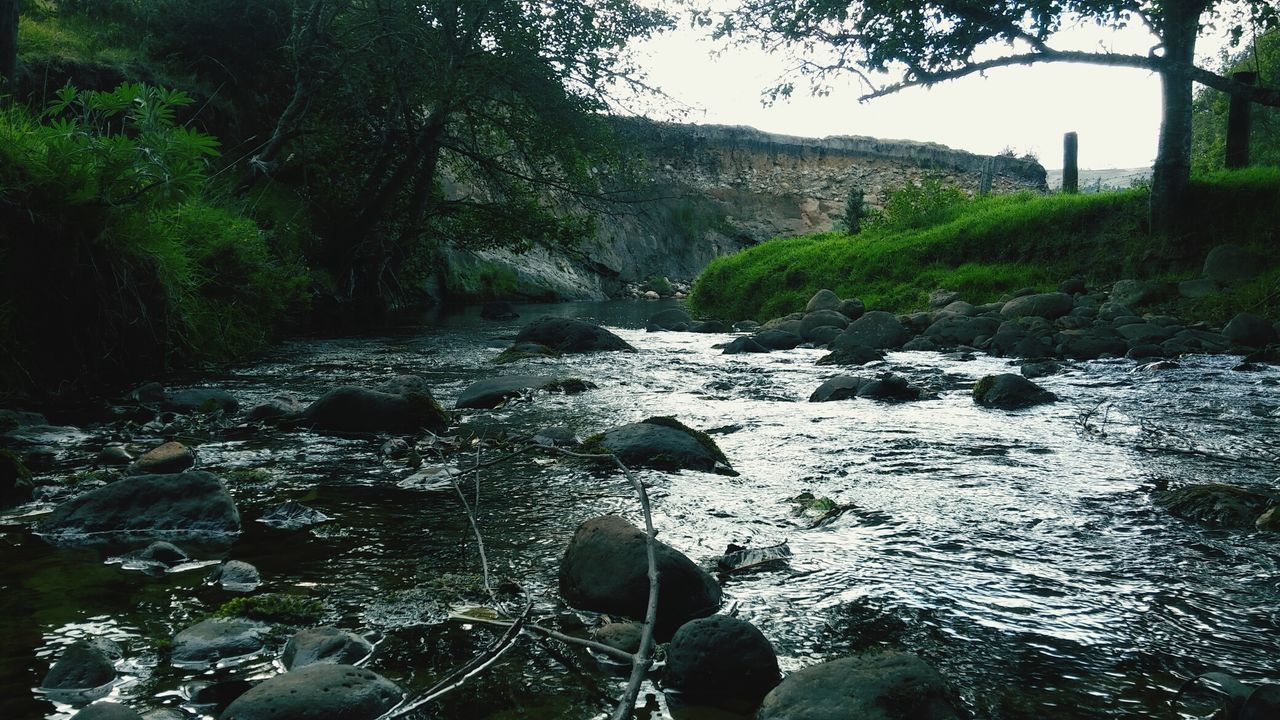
<box><xmin>1148</xmin><ymin>1</ymin><xmax>1205</xmax><ymax>236</ymax></box>
<box><xmin>0</xmin><ymin>0</ymin><xmax>18</xmax><ymax>86</ymax></box>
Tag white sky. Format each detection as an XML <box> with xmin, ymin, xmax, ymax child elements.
<box><xmin>629</xmin><ymin>13</ymin><xmax>1237</xmax><ymax>170</ymax></box>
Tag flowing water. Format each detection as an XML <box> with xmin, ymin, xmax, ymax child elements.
<box><xmin>2</xmin><ymin>299</ymin><xmax>1279</xmax><ymax>719</ymax></box>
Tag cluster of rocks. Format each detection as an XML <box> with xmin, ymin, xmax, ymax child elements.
<box><xmin>623</xmin><ymin>276</ymin><xmax>692</xmax><ymax>301</ymax></box>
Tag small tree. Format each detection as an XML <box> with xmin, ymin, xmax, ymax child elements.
<box><xmin>841</xmin><ymin>186</ymin><xmax>868</xmax><ymax>234</ymax></box>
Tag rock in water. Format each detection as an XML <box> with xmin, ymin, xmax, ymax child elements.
<box><xmin>172</xmin><ymin>618</ymin><xmax>269</xmax><ymax>668</ymax></box>
<box><xmin>831</xmin><ymin>311</ymin><xmax>909</xmax><ymax>350</ymax></box>
<box><xmin>162</xmin><ymin>388</ymin><xmax>240</xmax><ymax>415</ymax></box>
<box><xmin>455</xmin><ymin>376</ymin><xmax>594</xmax><ymax>409</ymax></box>
<box><xmin>721</xmin><ymin>336</ymin><xmax>770</xmax><ymax>354</ymax></box>
<box><xmin>664</xmin><ymin>615</ymin><xmax>780</xmax><ymax>714</ymax></box>
<box><xmin>1158</xmin><ymin>484</ymin><xmax>1274</xmax><ymax>529</ymax></box>
<box><xmin>70</xmin><ymin>704</ymin><xmax>142</xmax><ymax>720</ymax></box>
<box><xmin>41</xmin><ymin>472</ymin><xmax>240</xmax><ymax>546</ymax></box>
<box><xmin>480</xmin><ymin>300</ymin><xmax>519</xmax><ymax>320</ymax></box>
<box><xmin>512</xmin><ymin>316</ymin><xmax>636</xmax><ymax>353</ymax></box>
<box><xmin>751</xmin><ymin>329</ymin><xmax>803</xmax><ymax>351</ymax></box>
<box><xmin>973</xmin><ymin>374</ymin><xmax>1056</xmax><ymax>409</ymax></box>
<box><xmin>281</xmin><ymin>626</ymin><xmax>374</xmax><ymax>670</ymax></box>
<box><xmin>42</xmin><ymin>640</ymin><xmax>116</xmax><ymax>690</ymax></box>
<box><xmin>209</xmin><ymin>560</ymin><xmax>262</xmax><ymax>592</ymax></box>
<box><xmin>258</xmin><ymin>501</ymin><xmax>330</xmax><ymax>530</ymax></box>
<box><xmin>559</xmin><ymin>515</ymin><xmax>722</xmax><ymax>640</ymax></box>
<box><xmin>758</xmin><ymin>651</ymin><xmax>960</xmax><ymax>720</ymax></box>
<box><xmin>221</xmin><ymin>664</ymin><xmax>401</xmax><ymax>720</ymax></box>
<box><xmin>130</xmin><ymin>441</ymin><xmax>196</xmax><ymax>475</ymax></box>
<box><xmin>647</xmin><ymin>308</ymin><xmax>694</xmax><ymax>331</ymax></box>
<box><xmin>1223</xmin><ymin>312</ymin><xmax>1278</xmax><ymax>348</ymax></box>
<box><xmin>589</xmin><ymin>416</ymin><xmax>736</xmax><ymax>475</ymax></box>
<box><xmin>302</xmin><ymin>378</ymin><xmax>449</xmax><ymax>434</ymax></box>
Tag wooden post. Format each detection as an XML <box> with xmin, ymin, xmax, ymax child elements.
<box><xmin>978</xmin><ymin>156</ymin><xmax>993</xmax><ymax>196</ymax></box>
<box><xmin>1062</xmin><ymin>132</ymin><xmax>1079</xmax><ymax>194</ymax></box>
<box><xmin>1225</xmin><ymin>71</ymin><xmax>1256</xmax><ymax>170</ymax></box>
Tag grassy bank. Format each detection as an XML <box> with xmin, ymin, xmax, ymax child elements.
<box><xmin>688</xmin><ymin>169</ymin><xmax>1280</xmax><ymax>322</ymax></box>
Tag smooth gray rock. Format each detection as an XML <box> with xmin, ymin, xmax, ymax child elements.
<box><xmin>664</xmin><ymin>615</ymin><xmax>780</xmax><ymax>713</ymax></box>
<box><xmin>559</xmin><ymin>515</ymin><xmax>722</xmax><ymax>640</ymax></box>
<box><xmin>513</xmin><ymin>316</ymin><xmax>636</xmax><ymax>353</ymax></box>
<box><xmin>800</xmin><ymin>310</ymin><xmax>851</xmax><ymax>339</ymax></box>
<box><xmin>130</xmin><ymin>441</ymin><xmax>196</xmax><ymax>475</ymax></box>
<box><xmin>172</xmin><ymin>618</ymin><xmax>269</xmax><ymax>667</ymax></box>
<box><xmin>836</xmin><ymin>298</ymin><xmax>865</xmax><ymax>321</ymax></box>
<box><xmin>592</xmin><ymin>418</ymin><xmax>734</xmax><ymax>475</ymax></box>
<box><xmin>246</xmin><ymin>395</ymin><xmax>307</xmax><ymax>423</ymax></box>
<box><xmin>924</xmin><ymin>316</ymin><xmax>999</xmax><ymax>347</ymax></box>
<box><xmin>752</xmin><ymin>329</ymin><xmax>804</xmax><ymax>350</ymax></box>
<box><xmin>72</xmin><ymin>703</ymin><xmax>142</xmax><ymax>720</ymax></box>
<box><xmin>1178</xmin><ymin>278</ymin><xmax>1218</xmax><ymax>298</ymax></box>
<box><xmin>455</xmin><ymin>376</ymin><xmax>592</xmax><ymax>409</ymax></box>
<box><xmin>41</xmin><ymin>472</ymin><xmax>240</xmax><ymax>546</ymax></box>
<box><xmin>42</xmin><ymin>640</ymin><xmax>116</xmax><ymax>690</ymax></box>
<box><xmin>220</xmin><ymin>664</ymin><xmax>401</xmax><ymax>720</ymax></box>
<box><xmin>302</xmin><ymin>378</ymin><xmax>449</xmax><ymax>434</ymax></box>
<box><xmin>758</xmin><ymin>651</ymin><xmax>960</xmax><ymax>720</ymax></box>
<box><xmin>647</xmin><ymin>308</ymin><xmax>694</xmax><ymax>331</ymax></box>
<box><xmin>1020</xmin><ymin>360</ymin><xmax>1063</xmax><ymax>379</ymax></box>
<box><xmin>97</xmin><ymin>445</ymin><xmax>133</xmax><ymax>466</ymax></box>
<box><xmin>973</xmin><ymin>374</ymin><xmax>1056</xmax><ymax>409</ymax></box>
<box><xmin>1204</xmin><ymin>244</ymin><xmax>1263</xmax><ymax>285</ymax></box>
<box><xmin>928</xmin><ymin>289</ymin><xmax>961</xmax><ymax>309</ymax></box>
<box><xmin>805</xmin><ymin>289</ymin><xmax>842</xmax><ymax>313</ymax></box>
<box><xmin>1110</xmin><ymin>279</ymin><xmax>1173</xmax><ymax>308</ymax></box>
<box><xmin>594</xmin><ymin>622</ymin><xmax>645</xmax><ymax>655</ymax></box>
<box><xmin>129</xmin><ymin>541</ymin><xmax>189</xmax><ymax>567</ymax></box>
<box><xmin>832</xmin><ymin>311</ymin><xmax>909</xmax><ymax>350</ymax></box>
<box><xmin>809</xmin><ymin>374</ymin><xmax>924</xmax><ymax>402</ymax></box>
<box><xmin>1000</xmin><ymin>292</ymin><xmax>1073</xmax><ymax>320</ymax></box>
<box><xmin>281</xmin><ymin>627</ymin><xmax>374</xmax><ymax>670</ymax></box>
<box><xmin>1223</xmin><ymin>312</ymin><xmax>1278</xmax><ymax>348</ymax></box>
<box><xmin>209</xmin><ymin>560</ymin><xmax>262</xmax><ymax>592</ymax></box>
<box><xmin>721</xmin><ymin>336</ymin><xmax>770</xmax><ymax>354</ymax></box>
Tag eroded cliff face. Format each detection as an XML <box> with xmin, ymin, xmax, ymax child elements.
<box><xmin>440</xmin><ymin>121</ymin><xmax>1047</xmax><ymax>302</ymax></box>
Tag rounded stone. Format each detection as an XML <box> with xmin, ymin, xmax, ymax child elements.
<box><xmin>664</xmin><ymin>615</ymin><xmax>779</xmax><ymax>713</ymax></box>
<box><xmin>220</xmin><ymin>664</ymin><xmax>402</xmax><ymax>720</ymax></box>
<box><xmin>759</xmin><ymin>651</ymin><xmax>959</xmax><ymax>720</ymax></box>
<box><xmin>281</xmin><ymin>626</ymin><xmax>374</xmax><ymax>670</ymax></box>
<box><xmin>42</xmin><ymin>640</ymin><xmax>116</xmax><ymax>690</ymax></box>
<box><xmin>71</xmin><ymin>703</ymin><xmax>142</xmax><ymax>720</ymax></box>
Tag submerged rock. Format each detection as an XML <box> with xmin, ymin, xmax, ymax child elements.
<box><xmin>664</xmin><ymin>615</ymin><xmax>780</xmax><ymax>714</ymax></box>
<box><xmin>758</xmin><ymin>651</ymin><xmax>960</xmax><ymax>720</ymax></box>
<box><xmin>455</xmin><ymin>376</ymin><xmax>594</xmax><ymax>409</ymax></box>
<box><xmin>162</xmin><ymin>388</ymin><xmax>239</xmax><ymax>415</ymax></box>
<box><xmin>559</xmin><ymin>515</ymin><xmax>722</xmax><ymax>639</ymax></box>
<box><xmin>492</xmin><ymin>341</ymin><xmax>562</xmax><ymax>364</ymax></box>
<box><xmin>126</xmin><ymin>541</ymin><xmax>189</xmax><ymax>568</ymax></box>
<box><xmin>721</xmin><ymin>336</ymin><xmax>770</xmax><ymax>354</ymax></box>
<box><xmin>512</xmin><ymin>316</ymin><xmax>636</xmax><ymax>353</ymax></box>
<box><xmin>973</xmin><ymin>374</ymin><xmax>1056</xmax><ymax>409</ymax></box>
<box><xmin>258</xmin><ymin>501</ymin><xmax>330</xmax><ymax>530</ymax></box>
<box><xmin>221</xmin><ymin>664</ymin><xmax>401</xmax><ymax>720</ymax></box>
<box><xmin>586</xmin><ymin>416</ymin><xmax>736</xmax><ymax>475</ymax></box>
<box><xmin>281</xmin><ymin>626</ymin><xmax>374</xmax><ymax>670</ymax></box>
<box><xmin>41</xmin><ymin>471</ymin><xmax>240</xmax><ymax>546</ymax></box>
<box><xmin>480</xmin><ymin>300</ymin><xmax>519</xmax><ymax>320</ymax></box>
<box><xmin>1158</xmin><ymin>484</ymin><xmax>1275</xmax><ymax>529</ymax></box>
<box><xmin>209</xmin><ymin>560</ymin><xmax>262</xmax><ymax>592</ymax></box>
<box><xmin>172</xmin><ymin>618</ymin><xmax>269</xmax><ymax>667</ymax></box>
<box><xmin>71</xmin><ymin>704</ymin><xmax>142</xmax><ymax>720</ymax></box>
<box><xmin>246</xmin><ymin>395</ymin><xmax>307</xmax><ymax>423</ymax></box>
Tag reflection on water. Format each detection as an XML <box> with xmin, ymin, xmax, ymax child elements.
<box><xmin>2</xmin><ymin>299</ymin><xmax>1278</xmax><ymax>719</ymax></box>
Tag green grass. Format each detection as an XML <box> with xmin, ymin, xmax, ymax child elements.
<box><xmin>16</xmin><ymin>12</ymin><xmax>140</xmax><ymax>68</ymax></box>
<box><xmin>689</xmin><ymin>168</ymin><xmax>1280</xmax><ymax>322</ymax></box>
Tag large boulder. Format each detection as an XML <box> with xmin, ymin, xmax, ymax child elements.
<box><xmin>512</xmin><ymin>316</ymin><xmax>636</xmax><ymax>353</ymax></box>
<box><xmin>302</xmin><ymin>376</ymin><xmax>449</xmax><ymax>434</ymax></box>
<box><xmin>1000</xmin><ymin>292</ymin><xmax>1073</xmax><ymax>320</ymax></box>
<box><xmin>41</xmin><ymin>472</ymin><xmax>240</xmax><ymax>546</ymax></box>
<box><xmin>721</xmin><ymin>336</ymin><xmax>770</xmax><ymax>355</ymax></box>
<box><xmin>455</xmin><ymin>376</ymin><xmax>592</xmax><ymax>409</ymax></box>
<box><xmin>246</xmin><ymin>395</ymin><xmax>307</xmax><ymax>423</ymax></box>
<box><xmin>588</xmin><ymin>417</ymin><xmax>735</xmax><ymax>475</ymax></box>
<box><xmin>805</xmin><ymin>289</ymin><xmax>842</xmax><ymax>313</ymax></box>
<box><xmin>758</xmin><ymin>651</ymin><xmax>960</xmax><ymax>720</ymax></box>
<box><xmin>752</xmin><ymin>329</ymin><xmax>804</xmax><ymax>351</ymax></box>
<box><xmin>800</xmin><ymin>310</ymin><xmax>851</xmax><ymax>340</ymax></box>
<box><xmin>973</xmin><ymin>374</ymin><xmax>1056</xmax><ymax>409</ymax></box>
<box><xmin>1056</xmin><ymin>330</ymin><xmax>1128</xmax><ymax>360</ymax></box>
<box><xmin>281</xmin><ymin>626</ymin><xmax>374</xmax><ymax>670</ymax></box>
<box><xmin>1157</xmin><ymin>484</ymin><xmax>1275</xmax><ymax>529</ymax></box>
<box><xmin>836</xmin><ymin>298</ymin><xmax>866</xmax><ymax>321</ymax></box>
<box><xmin>42</xmin><ymin>640</ymin><xmax>116</xmax><ymax>690</ymax></box>
<box><xmin>1223</xmin><ymin>312</ymin><xmax>1278</xmax><ymax>348</ymax></box>
<box><xmin>220</xmin><ymin>664</ymin><xmax>402</xmax><ymax>720</ymax></box>
<box><xmin>559</xmin><ymin>515</ymin><xmax>722</xmax><ymax>639</ymax></box>
<box><xmin>832</xmin><ymin>311</ymin><xmax>909</xmax><ymax>350</ymax></box>
<box><xmin>815</xmin><ymin>346</ymin><xmax>884</xmax><ymax>366</ymax></box>
<box><xmin>1109</xmin><ymin>280</ymin><xmax>1174</xmax><ymax>309</ymax></box>
<box><xmin>1203</xmin><ymin>244</ymin><xmax>1263</xmax><ymax>286</ymax></box>
<box><xmin>664</xmin><ymin>615</ymin><xmax>780</xmax><ymax>714</ymax></box>
<box><xmin>172</xmin><ymin>618</ymin><xmax>269</xmax><ymax>667</ymax></box>
<box><xmin>647</xmin><ymin>308</ymin><xmax>694</xmax><ymax>332</ymax></box>
<box><xmin>924</xmin><ymin>316</ymin><xmax>999</xmax><ymax>348</ymax></box>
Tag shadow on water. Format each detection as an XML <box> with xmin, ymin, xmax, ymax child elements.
<box><xmin>2</xmin><ymin>299</ymin><xmax>1279</xmax><ymax>719</ymax></box>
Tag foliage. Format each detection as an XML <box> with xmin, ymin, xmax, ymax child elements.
<box><xmin>0</xmin><ymin>83</ymin><xmax>307</xmax><ymax>394</ymax></box>
<box><xmin>1192</xmin><ymin>29</ymin><xmax>1280</xmax><ymax>173</ymax></box>
<box><xmin>688</xmin><ymin>169</ymin><xmax>1280</xmax><ymax>322</ymax></box>
<box><xmin>840</xmin><ymin>186</ymin><xmax>868</xmax><ymax>234</ymax></box>
<box><xmin>214</xmin><ymin>593</ymin><xmax>325</xmax><ymax>626</ymax></box>
<box><xmin>870</xmin><ymin>176</ymin><xmax>969</xmax><ymax>232</ymax></box>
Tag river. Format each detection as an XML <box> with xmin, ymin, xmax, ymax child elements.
<box><xmin>2</xmin><ymin>299</ymin><xmax>1278</xmax><ymax>719</ymax></box>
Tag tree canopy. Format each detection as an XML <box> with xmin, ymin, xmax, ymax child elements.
<box><xmin>699</xmin><ymin>0</ymin><xmax>1280</xmax><ymax>233</ymax></box>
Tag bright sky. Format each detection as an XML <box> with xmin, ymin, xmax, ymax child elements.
<box><xmin>630</xmin><ymin>12</ymin><xmax>1236</xmax><ymax>170</ymax></box>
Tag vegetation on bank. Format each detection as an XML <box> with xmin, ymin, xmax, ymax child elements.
<box><xmin>688</xmin><ymin>168</ymin><xmax>1280</xmax><ymax>323</ymax></box>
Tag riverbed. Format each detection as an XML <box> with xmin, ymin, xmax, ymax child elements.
<box><xmin>2</xmin><ymin>299</ymin><xmax>1278</xmax><ymax>719</ymax></box>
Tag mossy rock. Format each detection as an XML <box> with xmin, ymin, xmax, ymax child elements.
<box><xmin>215</xmin><ymin>593</ymin><xmax>325</xmax><ymax>626</ymax></box>
<box><xmin>1158</xmin><ymin>483</ymin><xmax>1275</xmax><ymax>529</ymax></box>
<box><xmin>492</xmin><ymin>342</ymin><xmax>562</xmax><ymax>364</ymax></box>
<box><xmin>581</xmin><ymin>416</ymin><xmax>735</xmax><ymax>475</ymax></box>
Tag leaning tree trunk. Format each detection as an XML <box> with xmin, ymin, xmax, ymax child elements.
<box><xmin>0</xmin><ymin>0</ymin><xmax>18</xmax><ymax>86</ymax></box>
<box><xmin>1149</xmin><ymin>0</ymin><xmax>1206</xmax><ymax>236</ymax></box>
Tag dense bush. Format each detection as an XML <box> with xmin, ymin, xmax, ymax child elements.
<box><xmin>0</xmin><ymin>83</ymin><xmax>307</xmax><ymax>396</ymax></box>
<box><xmin>1191</xmin><ymin>30</ymin><xmax>1280</xmax><ymax>174</ymax></box>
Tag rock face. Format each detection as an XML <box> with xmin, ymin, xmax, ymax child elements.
<box><xmin>973</xmin><ymin>374</ymin><xmax>1056</xmax><ymax>409</ymax></box>
<box><xmin>281</xmin><ymin>627</ymin><xmax>374</xmax><ymax>670</ymax></box>
<box><xmin>41</xmin><ymin>472</ymin><xmax>240</xmax><ymax>545</ymax></box>
<box><xmin>512</xmin><ymin>316</ymin><xmax>637</xmax><ymax>353</ymax></box>
<box><xmin>455</xmin><ymin>376</ymin><xmax>593</xmax><ymax>409</ymax></box>
<box><xmin>590</xmin><ymin>417</ymin><xmax>735</xmax><ymax>475</ymax></box>
<box><xmin>663</xmin><ymin>615</ymin><xmax>780</xmax><ymax>714</ymax></box>
<box><xmin>437</xmin><ymin>121</ymin><xmax>1045</xmax><ymax>302</ymax></box>
<box><xmin>559</xmin><ymin>515</ymin><xmax>722</xmax><ymax>639</ymax></box>
<box><xmin>302</xmin><ymin>376</ymin><xmax>450</xmax><ymax>434</ymax></box>
<box><xmin>220</xmin><ymin>664</ymin><xmax>402</xmax><ymax>720</ymax></box>
<box><xmin>172</xmin><ymin>618</ymin><xmax>269</xmax><ymax>667</ymax></box>
<box><xmin>758</xmin><ymin>651</ymin><xmax>960</xmax><ymax>720</ymax></box>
